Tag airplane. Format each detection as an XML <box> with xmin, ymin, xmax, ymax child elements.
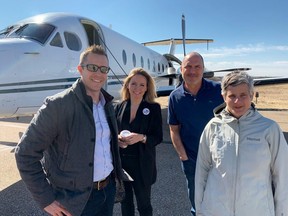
<box><xmin>0</xmin><ymin>13</ymin><xmax>286</xmax><ymax>119</ymax></box>
<box><xmin>0</xmin><ymin>12</ymin><xmax>213</xmax><ymax>118</ymax></box>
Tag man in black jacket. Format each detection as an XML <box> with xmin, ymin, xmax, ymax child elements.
<box><xmin>15</xmin><ymin>45</ymin><xmax>124</xmax><ymax>216</ymax></box>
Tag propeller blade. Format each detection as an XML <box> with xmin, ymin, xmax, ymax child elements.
<box><xmin>182</xmin><ymin>14</ymin><xmax>186</xmax><ymax>56</ymax></box>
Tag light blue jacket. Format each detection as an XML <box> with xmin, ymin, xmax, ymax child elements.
<box><xmin>195</xmin><ymin>104</ymin><xmax>288</xmax><ymax>216</ymax></box>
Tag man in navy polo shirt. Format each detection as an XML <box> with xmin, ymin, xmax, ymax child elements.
<box><xmin>168</xmin><ymin>52</ymin><xmax>223</xmax><ymax>216</ymax></box>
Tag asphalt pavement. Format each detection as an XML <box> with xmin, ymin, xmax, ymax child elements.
<box><xmin>0</xmin><ymin>107</ymin><xmax>287</xmax><ymax>216</ymax></box>
<box><xmin>0</xmin><ymin>108</ymin><xmax>191</xmax><ymax>216</ymax></box>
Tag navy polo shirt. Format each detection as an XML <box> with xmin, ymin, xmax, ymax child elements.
<box><xmin>168</xmin><ymin>78</ymin><xmax>223</xmax><ymax>160</ymax></box>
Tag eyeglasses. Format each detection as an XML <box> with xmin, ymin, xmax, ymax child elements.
<box><xmin>81</xmin><ymin>64</ymin><xmax>110</xmax><ymax>74</ymax></box>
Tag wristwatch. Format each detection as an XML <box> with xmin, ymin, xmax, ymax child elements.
<box><xmin>142</xmin><ymin>134</ymin><xmax>147</xmax><ymax>143</ymax></box>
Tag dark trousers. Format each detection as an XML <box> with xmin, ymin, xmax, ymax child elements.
<box><xmin>182</xmin><ymin>159</ymin><xmax>196</xmax><ymax>216</ymax></box>
<box><xmin>81</xmin><ymin>179</ymin><xmax>116</xmax><ymax>216</ymax></box>
<box><xmin>121</xmin><ymin>156</ymin><xmax>152</xmax><ymax>216</ymax></box>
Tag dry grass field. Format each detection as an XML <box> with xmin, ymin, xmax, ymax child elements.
<box><xmin>156</xmin><ymin>83</ymin><xmax>288</xmax><ymax>110</ymax></box>
<box><xmin>253</xmin><ymin>83</ymin><xmax>288</xmax><ymax>110</ymax></box>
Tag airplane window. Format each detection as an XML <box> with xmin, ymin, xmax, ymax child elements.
<box><xmin>158</xmin><ymin>63</ymin><xmax>160</xmax><ymax>72</ymax></box>
<box><xmin>0</xmin><ymin>25</ymin><xmax>20</xmax><ymax>38</ymax></box>
<box><xmin>7</xmin><ymin>23</ymin><xmax>55</xmax><ymax>44</ymax></box>
<box><xmin>153</xmin><ymin>61</ymin><xmax>156</xmax><ymax>72</ymax></box>
<box><xmin>122</xmin><ymin>50</ymin><xmax>127</xmax><ymax>65</ymax></box>
<box><xmin>132</xmin><ymin>53</ymin><xmax>136</xmax><ymax>67</ymax></box>
<box><xmin>141</xmin><ymin>56</ymin><xmax>144</xmax><ymax>68</ymax></box>
<box><xmin>148</xmin><ymin>59</ymin><xmax>150</xmax><ymax>70</ymax></box>
<box><xmin>50</xmin><ymin>32</ymin><xmax>63</xmax><ymax>48</ymax></box>
<box><xmin>64</xmin><ymin>32</ymin><xmax>82</xmax><ymax>51</ymax></box>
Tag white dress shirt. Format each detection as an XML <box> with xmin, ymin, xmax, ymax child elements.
<box><xmin>93</xmin><ymin>93</ymin><xmax>113</xmax><ymax>181</ymax></box>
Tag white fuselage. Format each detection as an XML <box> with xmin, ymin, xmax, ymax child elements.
<box><xmin>0</xmin><ymin>13</ymin><xmax>173</xmax><ymax>118</ymax></box>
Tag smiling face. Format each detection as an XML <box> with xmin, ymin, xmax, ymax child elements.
<box><xmin>127</xmin><ymin>74</ymin><xmax>147</xmax><ymax>101</ymax></box>
<box><xmin>223</xmin><ymin>83</ymin><xmax>253</xmax><ymax>118</ymax></box>
<box><xmin>78</xmin><ymin>53</ymin><xmax>108</xmax><ymax>100</ymax></box>
<box><xmin>181</xmin><ymin>53</ymin><xmax>204</xmax><ymax>90</ymax></box>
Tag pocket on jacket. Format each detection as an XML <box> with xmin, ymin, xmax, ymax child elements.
<box><xmin>49</xmin><ymin>171</ymin><xmax>76</xmax><ymax>190</ymax></box>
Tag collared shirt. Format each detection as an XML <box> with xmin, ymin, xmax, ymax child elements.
<box><xmin>168</xmin><ymin>78</ymin><xmax>223</xmax><ymax>160</ymax></box>
<box><xmin>93</xmin><ymin>93</ymin><xmax>114</xmax><ymax>181</ymax></box>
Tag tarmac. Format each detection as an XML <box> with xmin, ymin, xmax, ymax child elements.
<box><xmin>0</xmin><ymin>100</ymin><xmax>287</xmax><ymax>216</ymax></box>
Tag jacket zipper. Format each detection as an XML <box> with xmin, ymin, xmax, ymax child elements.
<box><xmin>233</xmin><ymin>120</ymin><xmax>240</xmax><ymax>215</ymax></box>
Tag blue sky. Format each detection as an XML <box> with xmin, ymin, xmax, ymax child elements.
<box><xmin>1</xmin><ymin>0</ymin><xmax>287</xmax><ymax>77</ymax></box>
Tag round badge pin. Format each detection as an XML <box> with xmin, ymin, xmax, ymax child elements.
<box><xmin>143</xmin><ymin>108</ymin><xmax>150</xmax><ymax>115</ymax></box>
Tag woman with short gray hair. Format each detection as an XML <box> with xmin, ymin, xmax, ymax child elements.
<box><xmin>195</xmin><ymin>71</ymin><xmax>288</xmax><ymax>215</ymax></box>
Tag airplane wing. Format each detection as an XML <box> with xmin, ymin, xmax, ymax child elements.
<box><xmin>156</xmin><ymin>85</ymin><xmax>177</xmax><ymax>97</ymax></box>
<box><xmin>254</xmin><ymin>77</ymin><xmax>288</xmax><ymax>86</ymax></box>
<box><xmin>210</xmin><ymin>68</ymin><xmax>252</xmax><ymax>73</ymax></box>
<box><xmin>142</xmin><ymin>38</ymin><xmax>213</xmax><ymax>46</ymax></box>
<box><xmin>203</xmin><ymin>68</ymin><xmax>252</xmax><ymax>79</ymax></box>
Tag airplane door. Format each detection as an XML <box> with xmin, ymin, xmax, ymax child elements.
<box><xmin>82</xmin><ymin>23</ymin><xmax>102</xmax><ymax>46</ymax></box>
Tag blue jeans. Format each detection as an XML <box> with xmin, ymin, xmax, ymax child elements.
<box><xmin>181</xmin><ymin>159</ymin><xmax>196</xmax><ymax>216</ymax></box>
<box><xmin>81</xmin><ymin>179</ymin><xmax>116</xmax><ymax>216</ymax></box>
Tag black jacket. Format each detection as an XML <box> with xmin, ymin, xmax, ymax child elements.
<box><xmin>114</xmin><ymin>100</ymin><xmax>163</xmax><ymax>186</ymax></box>
<box><xmin>15</xmin><ymin>79</ymin><xmax>123</xmax><ymax>216</ymax></box>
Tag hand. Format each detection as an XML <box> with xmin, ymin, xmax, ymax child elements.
<box><xmin>44</xmin><ymin>201</ymin><xmax>72</xmax><ymax>216</ymax></box>
<box><xmin>118</xmin><ymin>135</ymin><xmax>128</xmax><ymax>148</ymax></box>
<box><xmin>180</xmin><ymin>155</ymin><xmax>189</xmax><ymax>161</ymax></box>
<box><xmin>118</xmin><ymin>140</ymin><xmax>128</xmax><ymax>148</ymax></box>
<box><xmin>120</xmin><ymin>133</ymin><xmax>143</xmax><ymax>145</ymax></box>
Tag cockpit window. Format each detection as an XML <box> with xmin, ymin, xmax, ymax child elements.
<box><xmin>0</xmin><ymin>23</ymin><xmax>55</xmax><ymax>44</ymax></box>
<box><xmin>64</xmin><ymin>32</ymin><xmax>81</xmax><ymax>51</ymax></box>
<box><xmin>0</xmin><ymin>25</ymin><xmax>20</xmax><ymax>38</ymax></box>
<box><xmin>50</xmin><ymin>32</ymin><xmax>63</xmax><ymax>48</ymax></box>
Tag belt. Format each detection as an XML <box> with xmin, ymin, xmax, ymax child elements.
<box><xmin>93</xmin><ymin>174</ymin><xmax>111</xmax><ymax>190</ymax></box>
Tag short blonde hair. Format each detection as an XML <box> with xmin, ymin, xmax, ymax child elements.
<box><xmin>121</xmin><ymin>68</ymin><xmax>157</xmax><ymax>103</ymax></box>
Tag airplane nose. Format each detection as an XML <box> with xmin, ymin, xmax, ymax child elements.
<box><xmin>0</xmin><ymin>40</ymin><xmax>38</xmax><ymax>74</ymax></box>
